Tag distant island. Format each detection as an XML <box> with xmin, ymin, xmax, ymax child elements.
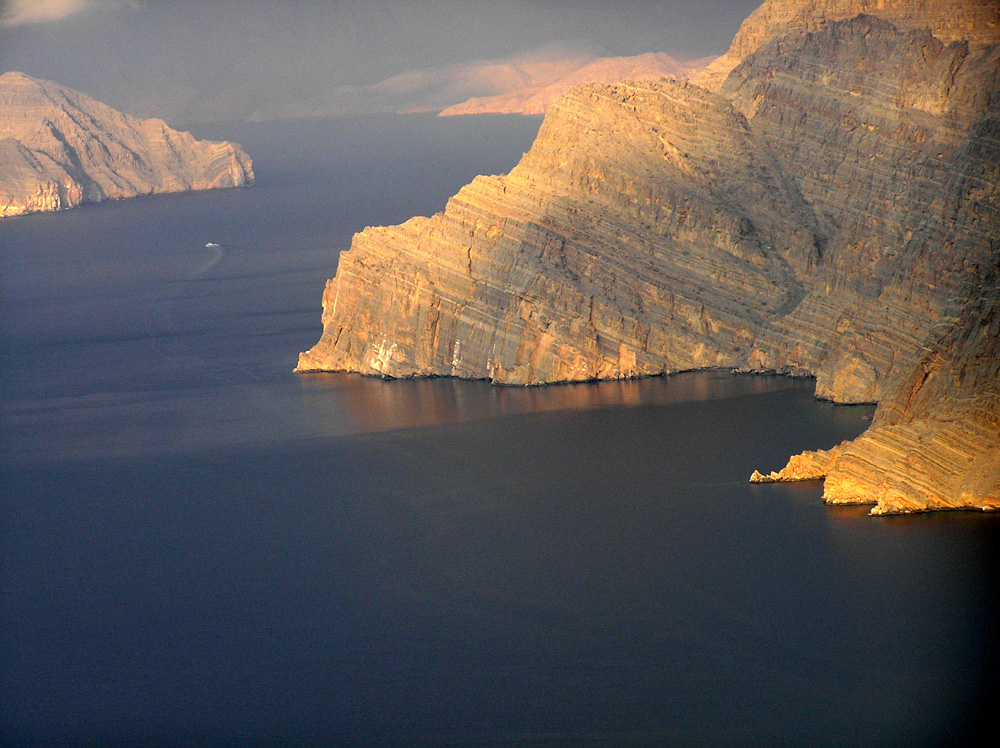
<box><xmin>297</xmin><ymin>0</ymin><xmax>1000</xmax><ymax>514</ymax></box>
<box><xmin>0</xmin><ymin>71</ymin><xmax>253</xmax><ymax>218</ymax></box>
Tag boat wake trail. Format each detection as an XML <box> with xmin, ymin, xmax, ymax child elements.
<box><xmin>143</xmin><ymin>241</ymin><xmax>228</xmax><ymax>368</ymax></box>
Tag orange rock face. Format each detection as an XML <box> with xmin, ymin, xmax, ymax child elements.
<box><xmin>299</xmin><ymin>1</ymin><xmax>999</xmax><ymax>513</ymax></box>
<box><xmin>761</xmin><ymin>269</ymin><xmax>1000</xmax><ymax>514</ymax></box>
<box><xmin>750</xmin><ymin>444</ymin><xmax>847</xmax><ymax>484</ymax></box>
<box><xmin>0</xmin><ymin>72</ymin><xmax>254</xmax><ymax>218</ymax></box>
<box><xmin>693</xmin><ymin>0</ymin><xmax>1000</xmax><ymax>92</ymax></box>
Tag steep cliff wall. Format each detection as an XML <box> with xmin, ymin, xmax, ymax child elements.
<box><xmin>753</xmin><ymin>260</ymin><xmax>1000</xmax><ymax>513</ymax></box>
<box><xmin>298</xmin><ymin>3</ymin><xmax>999</xmax><ymax>513</ymax></box>
<box><xmin>0</xmin><ymin>72</ymin><xmax>254</xmax><ymax>218</ymax></box>
<box><xmin>297</xmin><ymin>78</ymin><xmax>820</xmax><ymax>383</ymax></box>
<box><xmin>725</xmin><ymin>16</ymin><xmax>1000</xmax><ymax>402</ymax></box>
<box><xmin>741</xmin><ymin>12</ymin><xmax>1000</xmax><ymax>514</ymax></box>
<box><xmin>693</xmin><ymin>0</ymin><xmax>1000</xmax><ymax>92</ymax></box>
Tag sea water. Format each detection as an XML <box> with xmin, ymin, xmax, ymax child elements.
<box><xmin>1</xmin><ymin>114</ymin><xmax>996</xmax><ymax>747</ymax></box>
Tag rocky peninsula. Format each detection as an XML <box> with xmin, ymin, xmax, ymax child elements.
<box><xmin>298</xmin><ymin>0</ymin><xmax>999</xmax><ymax>514</ymax></box>
<box><xmin>0</xmin><ymin>72</ymin><xmax>253</xmax><ymax>218</ymax></box>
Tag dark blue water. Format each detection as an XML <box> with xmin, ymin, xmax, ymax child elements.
<box><xmin>1</xmin><ymin>115</ymin><xmax>997</xmax><ymax>748</ymax></box>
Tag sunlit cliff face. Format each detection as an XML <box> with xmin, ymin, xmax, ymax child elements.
<box><xmin>0</xmin><ymin>72</ymin><xmax>253</xmax><ymax>218</ymax></box>
<box><xmin>296</xmin><ymin>0</ymin><xmax>1000</xmax><ymax>513</ymax></box>
<box><xmin>693</xmin><ymin>0</ymin><xmax>1000</xmax><ymax>90</ymax></box>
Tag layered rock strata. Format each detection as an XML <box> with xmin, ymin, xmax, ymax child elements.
<box><xmin>0</xmin><ymin>72</ymin><xmax>253</xmax><ymax>218</ymax></box>
<box><xmin>754</xmin><ymin>262</ymin><xmax>1000</xmax><ymax>513</ymax></box>
<box><xmin>723</xmin><ymin>16</ymin><xmax>1000</xmax><ymax>403</ymax></box>
<box><xmin>693</xmin><ymin>0</ymin><xmax>1000</xmax><ymax>92</ymax></box>
<box><xmin>299</xmin><ymin>3</ymin><xmax>999</xmax><ymax>513</ymax></box>
<box><xmin>298</xmin><ymin>78</ymin><xmax>821</xmax><ymax>383</ymax></box>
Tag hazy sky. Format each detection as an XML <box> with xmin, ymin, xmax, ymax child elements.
<box><xmin>0</xmin><ymin>0</ymin><xmax>761</xmax><ymax>123</ymax></box>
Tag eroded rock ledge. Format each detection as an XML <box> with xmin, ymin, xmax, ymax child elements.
<box><xmin>299</xmin><ymin>3</ymin><xmax>999</xmax><ymax>514</ymax></box>
<box><xmin>0</xmin><ymin>72</ymin><xmax>253</xmax><ymax>218</ymax></box>
<box><xmin>754</xmin><ymin>264</ymin><xmax>1000</xmax><ymax>514</ymax></box>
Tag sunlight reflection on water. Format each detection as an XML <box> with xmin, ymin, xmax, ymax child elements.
<box><xmin>295</xmin><ymin>369</ymin><xmax>808</xmax><ymax>437</ymax></box>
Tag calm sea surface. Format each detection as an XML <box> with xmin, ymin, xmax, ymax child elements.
<box><xmin>1</xmin><ymin>114</ymin><xmax>997</xmax><ymax>748</ymax></box>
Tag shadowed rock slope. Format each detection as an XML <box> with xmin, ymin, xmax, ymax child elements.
<box><xmin>298</xmin><ymin>4</ymin><xmax>999</xmax><ymax>513</ymax></box>
<box><xmin>0</xmin><ymin>72</ymin><xmax>253</xmax><ymax>218</ymax></box>
<box><xmin>693</xmin><ymin>0</ymin><xmax>1000</xmax><ymax>92</ymax></box>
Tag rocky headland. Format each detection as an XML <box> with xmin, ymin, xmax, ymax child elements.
<box><xmin>0</xmin><ymin>72</ymin><xmax>253</xmax><ymax>218</ymax></box>
<box><xmin>298</xmin><ymin>0</ymin><xmax>999</xmax><ymax>514</ymax></box>
<box><xmin>751</xmin><ymin>260</ymin><xmax>1000</xmax><ymax>513</ymax></box>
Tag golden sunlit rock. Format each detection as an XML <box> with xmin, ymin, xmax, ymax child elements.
<box><xmin>764</xmin><ymin>273</ymin><xmax>1000</xmax><ymax>514</ymax></box>
<box><xmin>299</xmin><ymin>0</ymin><xmax>999</xmax><ymax>514</ymax></box>
<box><xmin>0</xmin><ymin>71</ymin><xmax>254</xmax><ymax>218</ymax></box>
<box><xmin>693</xmin><ymin>0</ymin><xmax>1000</xmax><ymax>92</ymax></box>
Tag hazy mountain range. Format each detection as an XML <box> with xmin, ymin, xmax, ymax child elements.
<box><xmin>0</xmin><ymin>0</ymin><xmax>758</xmax><ymax>124</ymax></box>
<box><xmin>254</xmin><ymin>42</ymin><xmax>710</xmax><ymax>120</ymax></box>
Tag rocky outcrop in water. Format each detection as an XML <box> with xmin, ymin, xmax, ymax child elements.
<box><xmin>0</xmin><ymin>72</ymin><xmax>253</xmax><ymax>218</ymax></box>
<box><xmin>298</xmin><ymin>1</ymin><xmax>999</xmax><ymax>513</ymax></box>
<box><xmin>755</xmin><ymin>263</ymin><xmax>1000</xmax><ymax>513</ymax></box>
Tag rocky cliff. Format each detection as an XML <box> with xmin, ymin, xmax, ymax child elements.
<box><xmin>693</xmin><ymin>0</ymin><xmax>1000</xmax><ymax>92</ymax></box>
<box><xmin>298</xmin><ymin>2</ymin><xmax>999</xmax><ymax>514</ymax></box>
<box><xmin>752</xmin><ymin>260</ymin><xmax>1000</xmax><ymax>512</ymax></box>
<box><xmin>0</xmin><ymin>72</ymin><xmax>253</xmax><ymax>218</ymax></box>
<box><xmin>296</xmin><ymin>77</ymin><xmax>819</xmax><ymax>384</ymax></box>
<box><xmin>723</xmin><ymin>15</ymin><xmax>1000</xmax><ymax>404</ymax></box>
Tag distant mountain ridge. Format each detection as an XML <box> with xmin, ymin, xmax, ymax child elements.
<box><xmin>0</xmin><ymin>72</ymin><xmax>253</xmax><ymax>218</ymax></box>
<box><xmin>438</xmin><ymin>52</ymin><xmax>708</xmax><ymax>116</ymax></box>
<box><xmin>270</xmin><ymin>44</ymin><xmax>708</xmax><ymax>120</ymax></box>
